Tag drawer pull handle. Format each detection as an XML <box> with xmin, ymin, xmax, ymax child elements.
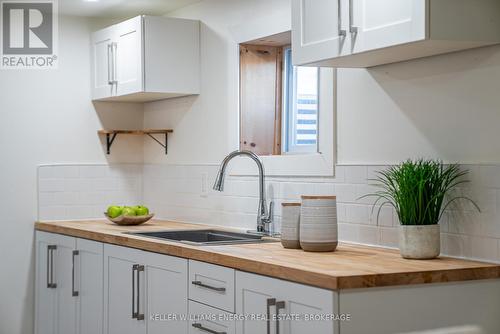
<box><xmin>349</xmin><ymin>0</ymin><xmax>358</xmax><ymax>33</ymax></box>
<box><xmin>191</xmin><ymin>280</ymin><xmax>226</xmax><ymax>292</ymax></box>
<box><xmin>338</xmin><ymin>0</ymin><xmax>346</xmax><ymax>37</ymax></box>
<box><xmin>266</xmin><ymin>298</ymin><xmax>276</xmax><ymax>334</ymax></box>
<box><xmin>47</xmin><ymin>245</ymin><xmax>57</xmax><ymax>289</ymax></box>
<box><xmin>192</xmin><ymin>323</ymin><xmax>227</xmax><ymax>334</ymax></box>
<box><xmin>72</xmin><ymin>250</ymin><xmax>79</xmax><ymax>297</ymax></box>
<box><xmin>276</xmin><ymin>301</ymin><xmax>286</xmax><ymax>334</ymax></box>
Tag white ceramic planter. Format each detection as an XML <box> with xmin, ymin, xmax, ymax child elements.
<box><xmin>399</xmin><ymin>225</ymin><xmax>440</xmax><ymax>259</ymax></box>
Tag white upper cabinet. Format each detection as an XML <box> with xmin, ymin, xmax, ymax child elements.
<box><xmin>292</xmin><ymin>0</ymin><xmax>500</xmax><ymax>67</ymax></box>
<box><xmin>91</xmin><ymin>15</ymin><xmax>200</xmax><ymax>102</ymax></box>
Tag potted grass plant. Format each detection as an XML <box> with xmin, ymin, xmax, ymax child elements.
<box><xmin>364</xmin><ymin>159</ymin><xmax>479</xmax><ymax>259</ymax></box>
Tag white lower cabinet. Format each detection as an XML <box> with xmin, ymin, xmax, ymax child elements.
<box><xmin>103</xmin><ymin>244</ymin><xmax>188</xmax><ymax>334</ymax></box>
<box><xmin>235</xmin><ymin>271</ymin><xmax>337</xmax><ymax>334</ymax></box>
<box><xmin>35</xmin><ymin>232</ymin><xmax>104</xmax><ymax>334</ymax></box>
<box><xmin>189</xmin><ymin>301</ymin><xmax>236</xmax><ymax>334</ymax></box>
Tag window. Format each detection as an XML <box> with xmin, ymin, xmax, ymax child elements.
<box><xmin>282</xmin><ymin>47</ymin><xmax>319</xmax><ymax>154</ymax></box>
<box><xmin>234</xmin><ymin>30</ymin><xmax>335</xmax><ymax>177</ymax></box>
<box><xmin>239</xmin><ymin>32</ymin><xmax>322</xmax><ymax>157</ymax></box>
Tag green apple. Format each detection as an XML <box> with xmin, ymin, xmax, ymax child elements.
<box><xmin>134</xmin><ymin>205</ymin><xmax>149</xmax><ymax>216</ymax></box>
<box><xmin>107</xmin><ymin>205</ymin><xmax>123</xmax><ymax>218</ymax></box>
<box><xmin>122</xmin><ymin>206</ymin><xmax>137</xmax><ymax>216</ymax></box>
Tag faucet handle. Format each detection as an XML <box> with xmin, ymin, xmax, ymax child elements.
<box><xmin>268</xmin><ymin>201</ymin><xmax>274</xmax><ymax>221</ymax></box>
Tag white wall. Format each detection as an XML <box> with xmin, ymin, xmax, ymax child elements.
<box><xmin>0</xmin><ymin>16</ymin><xmax>142</xmax><ymax>334</ymax></box>
<box><xmin>338</xmin><ymin>46</ymin><xmax>500</xmax><ymax>164</ymax></box>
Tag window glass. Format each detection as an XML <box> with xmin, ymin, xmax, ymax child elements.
<box><xmin>283</xmin><ymin>47</ymin><xmax>319</xmax><ymax>154</ymax></box>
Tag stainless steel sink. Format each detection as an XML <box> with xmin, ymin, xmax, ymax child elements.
<box><xmin>126</xmin><ymin>229</ymin><xmax>279</xmax><ymax>246</ymax></box>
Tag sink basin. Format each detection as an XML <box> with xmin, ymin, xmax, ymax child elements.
<box><xmin>126</xmin><ymin>229</ymin><xmax>278</xmax><ymax>246</ymax></box>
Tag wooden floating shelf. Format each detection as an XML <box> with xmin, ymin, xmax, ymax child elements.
<box><xmin>98</xmin><ymin>129</ymin><xmax>173</xmax><ymax>155</ymax></box>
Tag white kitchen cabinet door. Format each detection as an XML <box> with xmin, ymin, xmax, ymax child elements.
<box><xmin>291</xmin><ymin>0</ymin><xmax>348</xmax><ymax>66</ymax></box>
<box><xmin>351</xmin><ymin>0</ymin><xmax>426</xmax><ymax>53</ymax></box>
<box><xmin>104</xmin><ymin>245</ymin><xmax>147</xmax><ymax>334</ymax></box>
<box><xmin>91</xmin><ymin>26</ymin><xmax>115</xmax><ymax>100</ymax></box>
<box><xmin>103</xmin><ymin>244</ymin><xmax>188</xmax><ymax>334</ymax></box>
<box><xmin>114</xmin><ymin>16</ymin><xmax>144</xmax><ymax>97</ymax></box>
<box><xmin>236</xmin><ymin>271</ymin><xmax>337</xmax><ymax>334</ymax></box>
<box><xmin>143</xmin><ymin>250</ymin><xmax>188</xmax><ymax>334</ymax></box>
<box><xmin>75</xmin><ymin>238</ymin><xmax>104</xmax><ymax>334</ymax></box>
<box><xmin>35</xmin><ymin>232</ymin><xmax>77</xmax><ymax>334</ymax></box>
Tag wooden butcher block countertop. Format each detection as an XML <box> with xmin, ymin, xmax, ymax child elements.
<box><xmin>35</xmin><ymin>219</ymin><xmax>500</xmax><ymax>290</ymax></box>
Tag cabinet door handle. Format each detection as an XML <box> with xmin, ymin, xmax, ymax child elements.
<box><xmin>72</xmin><ymin>250</ymin><xmax>79</xmax><ymax>297</ymax></box>
<box><xmin>349</xmin><ymin>0</ymin><xmax>358</xmax><ymax>33</ymax></box>
<box><xmin>112</xmin><ymin>42</ymin><xmax>118</xmax><ymax>85</ymax></box>
<box><xmin>191</xmin><ymin>280</ymin><xmax>226</xmax><ymax>292</ymax></box>
<box><xmin>266</xmin><ymin>298</ymin><xmax>276</xmax><ymax>334</ymax></box>
<box><xmin>338</xmin><ymin>0</ymin><xmax>346</xmax><ymax>37</ymax></box>
<box><xmin>192</xmin><ymin>323</ymin><xmax>227</xmax><ymax>334</ymax></box>
<box><xmin>275</xmin><ymin>301</ymin><xmax>286</xmax><ymax>334</ymax></box>
<box><xmin>132</xmin><ymin>264</ymin><xmax>138</xmax><ymax>319</ymax></box>
<box><xmin>47</xmin><ymin>245</ymin><xmax>57</xmax><ymax>289</ymax></box>
<box><xmin>107</xmin><ymin>43</ymin><xmax>113</xmax><ymax>85</ymax></box>
<box><xmin>136</xmin><ymin>265</ymin><xmax>145</xmax><ymax>321</ymax></box>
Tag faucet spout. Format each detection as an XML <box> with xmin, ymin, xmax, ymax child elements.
<box><xmin>213</xmin><ymin>150</ymin><xmax>273</xmax><ymax>235</ymax></box>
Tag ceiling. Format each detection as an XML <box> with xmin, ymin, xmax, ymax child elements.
<box><xmin>59</xmin><ymin>0</ymin><xmax>202</xmax><ymax>18</ymax></box>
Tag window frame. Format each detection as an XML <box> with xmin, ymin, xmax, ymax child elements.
<box><xmin>229</xmin><ymin>27</ymin><xmax>336</xmax><ymax>177</ymax></box>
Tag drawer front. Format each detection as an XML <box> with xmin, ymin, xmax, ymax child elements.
<box><xmin>189</xmin><ymin>260</ymin><xmax>235</xmax><ymax>313</ymax></box>
<box><xmin>188</xmin><ymin>301</ymin><xmax>236</xmax><ymax>334</ymax></box>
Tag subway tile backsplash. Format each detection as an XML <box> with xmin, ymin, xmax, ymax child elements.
<box><xmin>38</xmin><ymin>163</ymin><xmax>500</xmax><ymax>263</ymax></box>
<box><xmin>38</xmin><ymin>164</ymin><xmax>143</xmax><ymax>220</ymax></box>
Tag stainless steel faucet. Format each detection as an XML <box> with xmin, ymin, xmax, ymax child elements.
<box><xmin>213</xmin><ymin>150</ymin><xmax>274</xmax><ymax>235</ymax></box>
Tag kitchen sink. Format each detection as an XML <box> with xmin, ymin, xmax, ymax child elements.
<box><xmin>126</xmin><ymin>229</ymin><xmax>279</xmax><ymax>246</ymax></box>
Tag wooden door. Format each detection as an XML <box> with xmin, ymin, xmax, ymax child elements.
<box><xmin>239</xmin><ymin>44</ymin><xmax>282</xmax><ymax>156</ymax></box>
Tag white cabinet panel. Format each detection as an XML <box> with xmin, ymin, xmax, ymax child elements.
<box><xmin>115</xmin><ymin>16</ymin><xmax>143</xmax><ymax>97</ymax></box>
<box><xmin>236</xmin><ymin>271</ymin><xmax>337</xmax><ymax>334</ymax></box>
<box><xmin>188</xmin><ymin>260</ymin><xmax>235</xmax><ymax>313</ymax></box>
<box><xmin>144</xmin><ymin>251</ymin><xmax>188</xmax><ymax>334</ymax></box>
<box><xmin>292</xmin><ymin>0</ymin><xmax>347</xmax><ymax>65</ymax></box>
<box><xmin>76</xmin><ymin>238</ymin><xmax>103</xmax><ymax>334</ymax></box>
<box><xmin>104</xmin><ymin>245</ymin><xmax>146</xmax><ymax>334</ymax></box>
<box><xmin>91</xmin><ymin>26</ymin><xmax>115</xmax><ymax>100</ymax></box>
<box><xmin>35</xmin><ymin>232</ymin><xmax>77</xmax><ymax>334</ymax></box>
<box><xmin>35</xmin><ymin>233</ymin><xmax>58</xmax><ymax>334</ymax></box>
<box><xmin>188</xmin><ymin>301</ymin><xmax>236</xmax><ymax>334</ymax></box>
<box><xmin>352</xmin><ymin>0</ymin><xmax>426</xmax><ymax>53</ymax></box>
<box><xmin>103</xmin><ymin>244</ymin><xmax>188</xmax><ymax>334</ymax></box>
